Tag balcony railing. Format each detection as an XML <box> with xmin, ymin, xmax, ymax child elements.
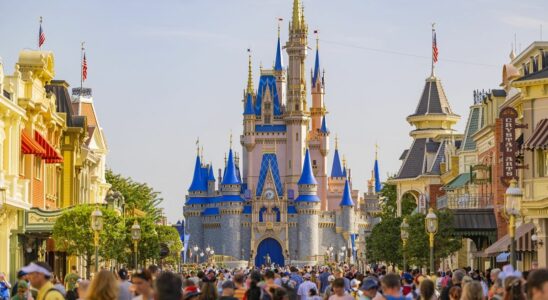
<box><xmin>437</xmin><ymin>194</ymin><xmax>493</xmax><ymax>209</ymax></box>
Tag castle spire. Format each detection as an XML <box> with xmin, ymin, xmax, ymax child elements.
<box><xmin>320</xmin><ymin>115</ymin><xmax>328</xmax><ymax>133</ymax></box>
<box><xmin>274</xmin><ymin>19</ymin><xmax>283</xmax><ymax>71</ymax></box>
<box><xmin>339</xmin><ymin>179</ymin><xmax>354</xmax><ymax>206</ymax></box>
<box><xmin>312</xmin><ymin>30</ymin><xmax>321</xmax><ymax>87</ymax></box>
<box><xmin>222</xmin><ymin>149</ymin><xmax>240</xmax><ymax>185</ymax></box>
<box><xmin>298</xmin><ymin>149</ymin><xmax>317</xmax><ymax>185</ymax></box>
<box><xmin>188</xmin><ymin>155</ymin><xmax>206</xmax><ymax>192</ymax></box>
<box><xmin>246</xmin><ymin>49</ymin><xmax>254</xmax><ymax>95</ymax></box>
<box><xmin>291</xmin><ymin>0</ymin><xmax>302</xmax><ymax>31</ymax></box>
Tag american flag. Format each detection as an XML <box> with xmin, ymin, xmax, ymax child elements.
<box><xmin>82</xmin><ymin>53</ymin><xmax>88</xmax><ymax>81</ymax></box>
<box><xmin>432</xmin><ymin>31</ymin><xmax>438</xmax><ymax>63</ymax></box>
<box><xmin>38</xmin><ymin>22</ymin><xmax>45</xmax><ymax>47</ymax></box>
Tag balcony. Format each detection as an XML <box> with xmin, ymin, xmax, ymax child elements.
<box><xmin>437</xmin><ymin>193</ymin><xmax>493</xmax><ymax>209</ymax></box>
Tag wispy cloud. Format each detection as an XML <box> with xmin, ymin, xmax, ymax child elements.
<box><xmin>499</xmin><ymin>15</ymin><xmax>547</xmax><ymax>29</ymax></box>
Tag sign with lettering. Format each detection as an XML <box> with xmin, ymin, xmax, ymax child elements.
<box><xmin>500</xmin><ymin>107</ymin><xmax>518</xmax><ymax>185</ymax></box>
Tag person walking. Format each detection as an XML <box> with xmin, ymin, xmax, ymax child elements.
<box><xmin>131</xmin><ymin>269</ymin><xmax>153</xmax><ymax>300</ymax></box>
<box><xmin>0</xmin><ymin>272</ymin><xmax>11</xmax><ymax>300</ymax></box>
<box><xmin>526</xmin><ymin>268</ymin><xmax>548</xmax><ymax>300</ymax></box>
<box><xmin>417</xmin><ymin>279</ymin><xmax>436</xmax><ymax>300</ymax></box>
<box><xmin>65</xmin><ymin>266</ymin><xmax>80</xmax><ymax>293</ymax></box>
<box><xmin>298</xmin><ymin>274</ymin><xmax>318</xmax><ymax>300</ymax></box>
<box><xmin>87</xmin><ymin>270</ymin><xmax>119</xmax><ymax>300</ymax></box>
<box><xmin>233</xmin><ymin>273</ymin><xmax>247</xmax><ymax>300</ymax></box>
<box><xmin>327</xmin><ymin>278</ymin><xmax>353</xmax><ymax>300</ymax></box>
<box><xmin>379</xmin><ymin>273</ymin><xmax>405</xmax><ymax>300</ymax></box>
<box><xmin>11</xmin><ymin>280</ymin><xmax>31</xmax><ymax>300</ymax></box>
<box><xmin>21</xmin><ymin>262</ymin><xmax>64</xmax><ymax>300</ymax></box>
<box><xmin>460</xmin><ymin>281</ymin><xmax>482</xmax><ymax>300</ymax></box>
<box><xmin>117</xmin><ymin>269</ymin><xmax>132</xmax><ymax>300</ymax></box>
<box><xmin>218</xmin><ymin>281</ymin><xmax>238</xmax><ymax>300</ymax></box>
<box><xmin>154</xmin><ymin>272</ymin><xmax>183</xmax><ymax>300</ymax></box>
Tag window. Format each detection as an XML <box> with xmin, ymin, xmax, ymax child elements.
<box><xmin>34</xmin><ymin>157</ymin><xmax>42</xmax><ymax>180</ymax></box>
<box><xmin>20</xmin><ymin>153</ymin><xmax>25</xmax><ymax>176</ymax></box>
<box><xmin>295</xmin><ymin>104</ymin><xmax>299</xmax><ymax>111</ymax></box>
<box><xmin>289</xmin><ymin>160</ymin><xmax>292</xmax><ymax>170</ymax></box>
<box><xmin>296</xmin><ymin>133</ymin><xmax>299</xmax><ymax>142</ymax></box>
<box><xmin>264</xmin><ymin>114</ymin><xmax>271</xmax><ymax>124</ymax></box>
<box><xmin>538</xmin><ymin>150</ymin><xmax>548</xmax><ymax>177</ymax></box>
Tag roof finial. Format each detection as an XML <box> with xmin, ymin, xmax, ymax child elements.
<box><xmin>196</xmin><ymin>137</ymin><xmax>200</xmax><ymax>156</ymax></box>
<box><xmin>200</xmin><ymin>146</ymin><xmax>204</xmax><ymax>163</ymax></box>
<box><xmin>229</xmin><ymin>131</ymin><xmax>233</xmax><ymax>149</ymax></box>
<box><xmin>246</xmin><ymin>48</ymin><xmax>253</xmax><ymax>95</ymax></box>
<box><xmin>224</xmin><ymin>152</ymin><xmax>227</xmax><ymax>166</ymax></box>
<box><xmin>291</xmin><ymin>0</ymin><xmax>302</xmax><ymax>31</ymax></box>
<box><xmin>277</xmin><ymin>17</ymin><xmax>283</xmax><ymax>38</ymax></box>
<box><xmin>314</xmin><ymin>30</ymin><xmax>319</xmax><ymax>50</ymax></box>
<box><xmin>375</xmin><ymin>142</ymin><xmax>379</xmax><ymax>160</ymax></box>
<box><xmin>509</xmin><ymin>43</ymin><xmax>516</xmax><ymax>60</ymax></box>
<box><xmin>343</xmin><ymin>154</ymin><xmax>347</xmax><ymax>168</ymax></box>
<box><xmin>335</xmin><ymin>134</ymin><xmax>339</xmax><ymax>150</ymax></box>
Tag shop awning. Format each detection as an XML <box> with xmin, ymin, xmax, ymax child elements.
<box><xmin>524</xmin><ymin>119</ymin><xmax>548</xmax><ymax>150</ymax></box>
<box><xmin>484</xmin><ymin>222</ymin><xmax>535</xmax><ymax>255</ymax></box>
<box><xmin>21</xmin><ymin>131</ymin><xmax>46</xmax><ymax>155</ymax></box>
<box><xmin>496</xmin><ymin>252</ymin><xmax>510</xmax><ymax>262</ymax></box>
<box><xmin>443</xmin><ymin>173</ymin><xmax>471</xmax><ymax>190</ymax></box>
<box><xmin>34</xmin><ymin>131</ymin><xmax>63</xmax><ymax>163</ymax></box>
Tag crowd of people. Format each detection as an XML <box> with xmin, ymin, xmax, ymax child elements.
<box><xmin>1</xmin><ymin>262</ymin><xmax>547</xmax><ymax>300</ymax></box>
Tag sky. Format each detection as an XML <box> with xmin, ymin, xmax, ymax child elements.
<box><xmin>1</xmin><ymin>0</ymin><xmax>546</xmax><ymax>223</ymax></box>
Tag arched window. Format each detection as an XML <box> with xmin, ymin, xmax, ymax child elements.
<box><xmin>272</xmin><ymin>207</ymin><xmax>281</xmax><ymax>222</ymax></box>
<box><xmin>259</xmin><ymin>207</ymin><xmax>267</xmax><ymax>222</ymax></box>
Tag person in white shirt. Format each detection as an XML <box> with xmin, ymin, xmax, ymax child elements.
<box><xmin>298</xmin><ymin>274</ymin><xmax>318</xmax><ymax>300</ymax></box>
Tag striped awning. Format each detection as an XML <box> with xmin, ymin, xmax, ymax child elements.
<box><xmin>484</xmin><ymin>222</ymin><xmax>535</xmax><ymax>255</ymax></box>
<box><xmin>21</xmin><ymin>131</ymin><xmax>46</xmax><ymax>155</ymax></box>
<box><xmin>34</xmin><ymin>131</ymin><xmax>63</xmax><ymax>163</ymax></box>
<box><xmin>524</xmin><ymin>119</ymin><xmax>548</xmax><ymax>150</ymax></box>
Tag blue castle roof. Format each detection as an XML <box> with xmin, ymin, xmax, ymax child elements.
<box><xmin>255</xmin><ymin>75</ymin><xmax>282</xmax><ymax>116</ymax></box>
<box><xmin>331</xmin><ymin>149</ymin><xmax>344</xmax><ymax>178</ymax></box>
<box><xmin>274</xmin><ymin>36</ymin><xmax>283</xmax><ymax>71</ymax></box>
<box><xmin>243</xmin><ymin>92</ymin><xmax>255</xmax><ymax>115</ymax></box>
<box><xmin>222</xmin><ymin>149</ymin><xmax>241</xmax><ymax>185</ymax></box>
<box><xmin>287</xmin><ymin>206</ymin><xmax>297</xmax><ymax>214</ymax></box>
<box><xmin>339</xmin><ymin>179</ymin><xmax>355</xmax><ymax>206</ymax></box>
<box><xmin>221</xmin><ymin>194</ymin><xmax>244</xmax><ymax>202</ymax></box>
<box><xmin>298</xmin><ymin>149</ymin><xmax>317</xmax><ymax>185</ymax></box>
<box><xmin>188</xmin><ymin>155</ymin><xmax>207</xmax><ymax>192</ymax></box>
<box><xmin>208</xmin><ymin>164</ymin><xmax>215</xmax><ymax>181</ymax></box>
<box><xmin>256</xmin><ymin>153</ymin><xmax>283</xmax><ymax>197</ymax></box>
<box><xmin>320</xmin><ymin>116</ymin><xmax>328</xmax><ymax>133</ymax></box>
<box><xmin>342</xmin><ymin>167</ymin><xmax>347</xmax><ymax>178</ymax></box>
<box><xmin>312</xmin><ymin>46</ymin><xmax>321</xmax><ymax>87</ymax></box>
<box><xmin>295</xmin><ymin>194</ymin><xmax>320</xmax><ymax>202</ymax></box>
<box><xmin>202</xmin><ymin>207</ymin><xmax>220</xmax><ymax>216</ymax></box>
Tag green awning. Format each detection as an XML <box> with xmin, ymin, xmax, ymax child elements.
<box><xmin>443</xmin><ymin>173</ymin><xmax>471</xmax><ymax>190</ymax></box>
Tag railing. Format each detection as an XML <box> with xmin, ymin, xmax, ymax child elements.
<box><xmin>437</xmin><ymin>194</ymin><xmax>493</xmax><ymax>209</ymax></box>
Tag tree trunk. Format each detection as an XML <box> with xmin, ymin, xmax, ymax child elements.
<box><xmin>86</xmin><ymin>254</ymin><xmax>91</xmax><ymax>279</ymax></box>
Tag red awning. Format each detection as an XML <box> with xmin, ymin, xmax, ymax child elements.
<box><xmin>34</xmin><ymin>131</ymin><xmax>63</xmax><ymax>163</ymax></box>
<box><xmin>524</xmin><ymin>119</ymin><xmax>548</xmax><ymax>150</ymax></box>
<box><xmin>21</xmin><ymin>131</ymin><xmax>46</xmax><ymax>155</ymax></box>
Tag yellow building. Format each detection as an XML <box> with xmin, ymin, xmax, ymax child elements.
<box><xmin>0</xmin><ymin>58</ymin><xmax>30</xmax><ymax>281</ymax></box>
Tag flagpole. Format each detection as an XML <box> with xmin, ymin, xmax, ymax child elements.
<box><xmin>39</xmin><ymin>16</ymin><xmax>43</xmax><ymax>50</ymax></box>
<box><xmin>80</xmin><ymin>42</ymin><xmax>85</xmax><ymax>101</ymax></box>
<box><xmin>431</xmin><ymin>23</ymin><xmax>435</xmax><ymax>77</ymax></box>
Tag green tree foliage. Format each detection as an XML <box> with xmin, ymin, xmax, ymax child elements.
<box><xmin>156</xmin><ymin>225</ymin><xmax>183</xmax><ymax>265</ymax></box>
<box><xmin>404</xmin><ymin>210</ymin><xmax>461</xmax><ymax>268</ymax></box>
<box><xmin>378</xmin><ymin>184</ymin><xmax>417</xmax><ymax>218</ymax></box>
<box><xmin>366</xmin><ymin>215</ymin><xmax>403</xmax><ymax>266</ymax></box>
<box><xmin>106</xmin><ymin>169</ymin><xmax>163</xmax><ymax>221</ymax></box>
<box><xmin>124</xmin><ymin>217</ymin><xmax>159</xmax><ymax>268</ymax></box>
<box><xmin>52</xmin><ymin>205</ymin><xmax>125</xmax><ymax>278</ymax></box>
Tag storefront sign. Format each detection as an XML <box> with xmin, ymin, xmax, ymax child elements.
<box><xmin>500</xmin><ymin>107</ymin><xmax>518</xmax><ymax>185</ymax></box>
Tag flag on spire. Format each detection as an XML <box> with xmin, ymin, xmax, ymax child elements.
<box><xmin>374</xmin><ymin>144</ymin><xmax>381</xmax><ymax>193</ymax></box>
<box><xmin>432</xmin><ymin>28</ymin><xmax>438</xmax><ymax>63</ymax></box>
<box><xmin>82</xmin><ymin>53</ymin><xmax>88</xmax><ymax>81</ymax></box>
<box><xmin>38</xmin><ymin>17</ymin><xmax>46</xmax><ymax>48</ymax></box>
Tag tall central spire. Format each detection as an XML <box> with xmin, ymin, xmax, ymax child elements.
<box><xmin>247</xmin><ymin>51</ymin><xmax>254</xmax><ymax>95</ymax></box>
<box><xmin>292</xmin><ymin>0</ymin><xmax>302</xmax><ymax>31</ymax></box>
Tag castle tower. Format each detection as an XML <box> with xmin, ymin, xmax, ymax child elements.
<box><xmin>184</xmin><ymin>151</ymin><xmax>208</xmax><ymax>251</ymax></box>
<box><xmin>311</xmin><ymin>38</ymin><xmax>325</xmax><ymax>134</ymax></box>
<box><xmin>242</xmin><ymin>54</ymin><xmax>256</xmax><ymax>185</ymax></box>
<box><xmin>207</xmin><ymin>164</ymin><xmax>216</xmax><ymax>195</ymax></box>
<box><xmin>274</xmin><ymin>22</ymin><xmax>286</xmax><ymax>107</ymax></box>
<box><xmin>284</xmin><ymin>0</ymin><xmax>309</xmax><ymax>193</ymax></box>
<box><xmin>295</xmin><ymin>149</ymin><xmax>320</xmax><ymax>262</ymax></box>
<box><xmin>327</xmin><ymin>138</ymin><xmax>346</xmax><ymax>210</ymax></box>
<box><xmin>339</xmin><ymin>179</ymin><xmax>356</xmax><ymax>237</ymax></box>
<box><xmin>219</xmin><ymin>147</ymin><xmax>243</xmax><ymax>258</ymax></box>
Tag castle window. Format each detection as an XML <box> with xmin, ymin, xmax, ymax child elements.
<box><xmin>295</xmin><ymin>104</ymin><xmax>299</xmax><ymax>110</ymax></box>
<box><xmin>264</xmin><ymin>114</ymin><xmax>271</xmax><ymax>124</ymax></box>
<box><xmin>289</xmin><ymin>160</ymin><xmax>292</xmax><ymax>169</ymax></box>
<box><xmin>296</xmin><ymin>133</ymin><xmax>299</xmax><ymax>142</ymax></box>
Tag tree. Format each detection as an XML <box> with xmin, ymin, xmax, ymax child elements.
<box><xmin>156</xmin><ymin>225</ymin><xmax>183</xmax><ymax>267</ymax></box>
<box><xmin>52</xmin><ymin>205</ymin><xmax>125</xmax><ymax>278</ymax></box>
<box><xmin>366</xmin><ymin>215</ymin><xmax>403</xmax><ymax>267</ymax></box>
<box><xmin>106</xmin><ymin>169</ymin><xmax>163</xmax><ymax>222</ymax></box>
<box><xmin>124</xmin><ymin>216</ymin><xmax>159</xmax><ymax>268</ymax></box>
<box><xmin>378</xmin><ymin>184</ymin><xmax>417</xmax><ymax>219</ymax></box>
<box><xmin>404</xmin><ymin>210</ymin><xmax>461</xmax><ymax>269</ymax></box>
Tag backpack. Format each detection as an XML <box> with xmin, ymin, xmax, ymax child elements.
<box><xmin>44</xmin><ymin>287</ymin><xmax>63</xmax><ymax>299</ymax></box>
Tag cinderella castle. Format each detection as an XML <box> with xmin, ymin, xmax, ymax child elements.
<box><xmin>183</xmin><ymin>0</ymin><xmax>379</xmax><ymax>266</ymax></box>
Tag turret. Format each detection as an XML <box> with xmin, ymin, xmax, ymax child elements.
<box><xmin>339</xmin><ymin>179</ymin><xmax>355</xmax><ymax>235</ymax></box>
<box><xmin>311</xmin><ymin>37</ymin><xmax>326</xmax><ymax>134</ymax></box>
<box><xmin>273</xmin><ymin>23</ymin><xmax>287</xmax><ymax>108</ymax></box>
<box><xmin>295</xmin><ymin>149</ymin><xmax>320</xmax><ymax>262</ymax></box>
<box><xmin>330</xmin><ymin>142</ymin><xmax>344</xmax><ymax>178</ymax></box>
<box><xmin>242</xmin><ymin>54</ymin><xmax>256</xmax><ymax>184</ymax></box>
<box><xmin>207</xmin><ymin>164</ymin><xmax>216</xmax><ymax>195</ymax></box>
<box><xmin>188</xmin><ymin>154</ymin><xmax>207</xmax><ymax>196</ymax></box>
<box><xmin>221</xmin><ymin>149</ymin><xmax>241</xmax><ymax>196</ymax></box>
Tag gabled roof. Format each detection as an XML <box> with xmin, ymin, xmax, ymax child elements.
<box><xmin>274</xmin><ymin>36</ymin><xmax>283</xmax><ymax>71</ymax></box>
<box><xmin>256</xmin><ymin>153</ymin><xmax>283</xmax><ymax>197</ymax></box>
<box><xmin>222</xmin><ymin>149</ymin><xmax>241</xmax><ymax>185</ymax></box>
<box><xmin>339</xmin><ymin>180</ymin><xmax>354</xmax><ymax>206</ymax></box>
<box><xmin>409</xmin><ymin>76</ymin><xmax>455</xmax><ymax>117</ymax></box>
<box><xmin>255</xmin><ymin>75</ymin><xmax>282</xmax><ymax>116</ymax></box>
<box><xmin>331</xmin><ymin>149</ymin><xmax>344</xmax><ymax>177</ymax></box>
<box><xmin>188</xmin><ymin>155</ymin><xmax>207</xmax><ymax>192</ymax></box>
<box><xmin>298</xmin><ymin>149</ymin><xmax>317</xmax><ymax>185</ymax></box>
<box><xmin>395</xmin><ymin>138</ymin><xmax>426</xmax><ymax>179</ymax></box>
<box><xmin>462</xmin><ymin>106</ymin><xmax>481</xmax><ymax>151</ymax></box>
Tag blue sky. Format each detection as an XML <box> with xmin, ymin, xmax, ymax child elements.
<box><xmin>1</xmin><ymin>0</ymin><xmax>546</xmax><ymax>222</ymax></box>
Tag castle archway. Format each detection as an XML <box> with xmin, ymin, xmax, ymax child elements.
<box><xmin>255</xmin><ymin>238</ymin><xmax>284</xmax><ymax>267</ymax></box>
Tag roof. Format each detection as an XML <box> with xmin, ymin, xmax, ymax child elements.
<box><xmin>274</xmin><ymin>36</ymin><xmax>283</xmax><ymax>71</ymax></box>
<box><xmin>524</xmin><ymin>119</ymin><xmax>548</xmax><ymax>150</ymax></box>
<box><xmin>243</xmin><ymin>205</ymin><xmax>252</xmax><ymax>214</ymax></box>
<box><xmin>255</xmin><ymin>75</ymin><xmax>282</xmax><ymax>116</ymax></box>
<box><xmin>453</xmin><ymin>209</ymin><xmax>497</xmax><ymax>232</ymax></box>
<box><xmin>443</xmin><ymin>173</ymin><xmax>471</xmax><ymax>190</ymax></box>
<box><xmin>222</xmin><ymin>149</ymin><xmax>241</xmax><ymax>185</ymax></box>
<box><xmin>298</xmin><ymin>149</ymin><xmax>317</xmax><ymax>185</ymax></box>
<box><xmin>188</xmin><ymin>155</ymin><xmax>207</xmax><ymax>192</ymax></box>
<box><xmin>462</xmin><ymin>107</ymin><xmax>481</xmax><ymax>151</ymax></box>
<box><xmin>331</xmin><ymin>149</ymin><xmax>344</xmax><ymax>177</ymax></box>
<box><xmin>255</xmin><ymin>125</ymin><xmax>286</xmax><ymax>132</ymax></box>
<box><xmin>46</xmin><ymin>80</ymin><xmax>83</xmax><ymax>128</ymax></box>
<box><xmin>484</xmin><ymin>222</ymin><xmax>535</xmax><ymax>254</ymax></box>
<box><xmin>399</xmin><ymin>149</ymin><xmax>409</xmax><ymax>160</ymax></box>
<box><xmin>208</xmin><ymin>165</ymin><xmax>216</xmax><ymax>181</ymax></box>
<box><xmin>428</xmin><ymin>141</ymin><xmax>446</xmax><ymax>174</ymax></box>
<box><xmin>220</xmin><ymin>194</ymin><xmax>244</xmax><ymax>202</ymax></box>
<box><xmin>256</xmin><ymin>153</ymin><xmax>283</xmax><ymax>197</ymax></box>
<box><xmin>295</xmin><ymin>194</ymin><xmax>320</xmax><ymax>202</ymax></box>
<box><xmin>320</xmin><ymin>116</ymin><xmax>328</xmax><ymax>133</ymax></box>
<box><xmin>287</xmin><ymin>206</ymin><xmax>297</xmax><ymax>214</ymax></box>
<box><xmin>409</xmin><ymin>77</ymin><xmax>455</xmax><ymax>117</ymax></box>
<box><xmin>339</xmin><ymin>180</ymin><xmax>354</xmax><ymax>206</ymax></box>
<box><xmin>185</xmin><ymin>197</ymin><xmax>209</xmax><ymax>205</ymax></box>
<box><xmin>312</xmin><ymin>46</ymin><xmax>321</xmax><ymax>87</ymax></box>
<box><xmin>395</xmin><ymin>138</ymin><xmax>426</xmax><ymax>179</ymax></box>
<box><xmin>491</xmin><ymin>89</ymin><xmax>506</xmax><ymax>97</ymax></box>
<box><xmin>243</xmin><ymin>93</ymin><xmax>255</xmax><ymax>115</ymax></box>
<box><xmin>515</xmin><ymin>67</ymin><xmax>548</xmax><ymax>82</ymax></box>
<box><xmin>202</xmin><ymin>207</ymin><xmax>220</xmax><ymax>216</ymax></box>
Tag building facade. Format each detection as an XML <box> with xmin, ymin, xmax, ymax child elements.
<box><xmin>183</xmin><ymin>0</ymin><xmax>378</xmax><ymax>266</ymax></box>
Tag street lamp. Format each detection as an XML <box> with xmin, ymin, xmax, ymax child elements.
<box><xmin>505</xmin><ymin>179</ymin><xmax>522</xmax><ymax>269</ymax></box>
<box><xmin>193</xmin><ymin>246</ymin><xmax>199</xmax><ymax>264</ymax></box>
<box><xmin>341</xmin><ymin>246</ymin><xmax>347</xmax><ymax>264</ymax></box>
<box><xmin>200</xmin><ymin>251</ymin><xmax>205</xmax><ymax>263</ymax></box>
<box><xmin>91</xmin><ymin>206</ymin><xmax>103</xmax><ymax>273</ymax></box>
<box><xmin>131</xmin><ymin>220</ymin><xmax>141</xmax><ymax>269</ymax></box>
<box><xmin>400</xmin><ymin>217</ymin><xmax>409</xmax><ymax>272</ymax></box>
<box><xmin>425</xmin><ymin>208</ymin><xmax>438</xmax><ymax>275</ymax></box>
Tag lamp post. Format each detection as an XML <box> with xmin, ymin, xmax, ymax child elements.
<box><xmin>200</xmin><ymin>251</ymin><xmax>205</xmax><ymax>263</ymax></box>
<box><xmin>400</xmin><ymin>217</ymin><xmax>409</xmax><ymax>272</ymax></box>
<box><xmin>425</xmin><ymin>208</ymin><xmax>438</xmax><ymax>275</ymax></box>
<box><xmin>193</xmin><ymin>246</ymin><xmax>199</xmax><ymax>264</ymax></box>
<box><xmin>505</xmin><ymin>179</ymin><xmax>522</xmax><ymax>269</ymax></box>
<box><xmin>341</xmin><ymin>246</ymin><xmax>347</xmax><ymax>264</ymax></box>
<box><xmin>91</xmin><ymin>206</ymin><xmax>103</xmax><ymax>273</ymax></box>
<box><xmin>131</xmin><ymin>220</ymin><xmax>141</xmax><ymax>269</ymax></box>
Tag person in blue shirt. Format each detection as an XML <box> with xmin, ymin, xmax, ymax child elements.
<box><xmin>290</xmin><ymin>267</ymin><xmax>303</xmax><ymax>290</ymax></box>
<box><xmin>319</xmin><ymin>267</ymin><xmax>332</xmax><ymax>294</ymax></box>
<box><xmin>380</xmin><ymin>273</ymin><xmax>406</xmax><ymax>300</ymax></box>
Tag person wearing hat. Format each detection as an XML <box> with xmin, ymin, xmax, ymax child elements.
<box><xmin>297</xmin><ymin>274</ymin><xmax>318</xmax><ymax>300</ymax></box>
<box><xmin>349</xmin><ymin>279</ymin><xmax>361</xmax><ymax>300</ymax></box>
<box><xmin>21</xmin><ymin>262</ymin><xmax>64</xmax><ymax>300</ymax></box>
<box><xmin>401</xmin><ymin>273</ymin><xmax>414</xmax><ymax>297</ymax></box>
<box><xmin>324</xmin><ymin>275</ymin><xmax>336</xmax><ymax>299</ymax></box>
<box><xmin>183</xmin><ymin>286</ymin><xmax>201</xmax><ymax>300</ymax></box>
<box><xmin>219</xmin><ymin>281</ymin><xmax>238</xmax><ymax>300</ymax></box>
<box><xmin>11</xmin><ymin>280</ymin><xmax>31</xmax><ymax>300</ymax></box>
<box><xmin>10</xmin><ymin>270</ymin><xmax>27</xmax><ymax>297</ymax></box>
<box><xmin>359</xmin><ymin>277</ymin><xmax>381</xmax><ymax>300</ymax></box>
